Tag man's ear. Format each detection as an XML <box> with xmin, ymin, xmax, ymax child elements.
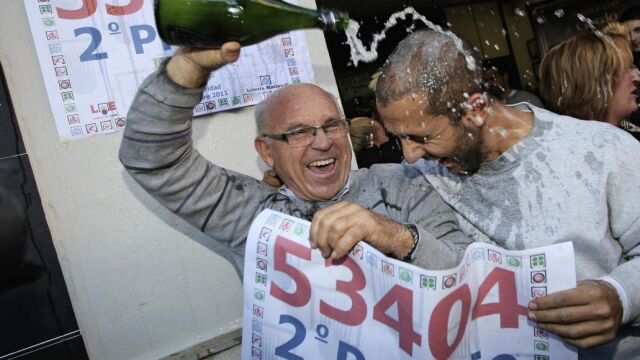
<box><xmin>462</xmin><ymin>93</ymin><xmax>488</xmax><ymax>128</ymax></box>
<box><xmin>255</xmin><ymin>137</ymin><xmax>274</xmax><ymax>167</ymax></box>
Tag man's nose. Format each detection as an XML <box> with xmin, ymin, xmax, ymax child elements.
<box><xmin>401</xmin><ymin>141</ymin><xmax>426</xmax><ymax>164</ymax></box>
<box><xmin>310</xmin><ymin>127</ymin><xmax>332</xmax><ymax>150</ymax></box>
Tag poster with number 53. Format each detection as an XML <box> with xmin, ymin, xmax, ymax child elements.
<box><xmin>243</xmin><ymin>209</ymin><xmax>578</xmax><ymax>360</ymax></box>
<box><xmin>24</xmin><ymin>0</ymin><xmax>315</xmax><ymax>140</ymax></box>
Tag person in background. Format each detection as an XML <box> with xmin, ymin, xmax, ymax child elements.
<box><xmin>482</xmin><ymin>60</ymin><xmax>544</xmax><ymax>108</ymax></box>
<box><xmin>348</xmin><ymin>116</ymin><xmax>375</xmax><ymax>154</ymax></box>
<box><xmin>619</xmin><ymin>9</ymin><xmax>640</xmax><ymax>140</ymax></box>
<box><xmin>349</xmin><ymin>116</ymin><xmax>403</xmax><ymax>168</ymax></box>
<box><xmin>119</xmin><ymin>42</ymin><xmax>473</xmax><ymax>276</ymax></box>
<box><xmin>621</xmin><ymin>5</ymin><xmax>640</xmax><ymax>69</ymax></box>
<box><xmin>348</xmin><ymin>71</ymin><xmax>404</xmax><ymax>169</ymax></box>
<box><xmin>376</xmin><ymin>29</ymin><xmax>640</xmax><ymax>359</ymax></box>
<box><xmin>539</xmin><ymin>23</ymin><xmax>640</xmax><ymax>130</ymax></box>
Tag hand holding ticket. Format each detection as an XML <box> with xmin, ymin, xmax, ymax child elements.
<box><xmin>242</xmin><ymin>209</ymin><xmax>579</xmax><ymax>360</ymax></box>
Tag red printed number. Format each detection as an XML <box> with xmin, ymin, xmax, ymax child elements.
<box><xmin>472</xmin><ymin>267</ymin><xmax>528</xmax><ymax>328</ymax></box>
<box><xmin>270</xmin><ymin>236</ymin><xmax>368</xmax><ymax>326</ymax></box>
<box><xmin>320</xmin><ymin>257</ymin><xmax>367</xmax><ymax>326</ymax></box>
<box><xmin>57</xmin><ymin>0</ymin><xmax>143</xmax><ymax>20</ymax></box>
<box><xmin>429</xmin><ymin>285</ymin><xmax>472</xmax><ymax>360</ymax></box>
<box><xmin>270</xmin><ymin>236</ymin><xmax>311</xmax><ymax>307</ymax></box>
<box><xmin>373</xmin><ymin>285</ymin><xmax>422</xmax><ymax>356</ymax></box>
<box><xmin>428</xmin><ymin>268</ymin><xmax>528</xmax><ymax>360</ymax></box>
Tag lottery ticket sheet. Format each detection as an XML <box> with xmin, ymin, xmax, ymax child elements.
<box><xmin>24</xmin><ymin>0</ymin><xmax>314</xmax><ymax>140</ymax></box>
<box><xmin>242</xmin><ymin>209</ymin><xmax>578</xmax><ymax>360</ymax></box>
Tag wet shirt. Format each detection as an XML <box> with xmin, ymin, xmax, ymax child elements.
<box><xmin>415</xmin><ymin>105</ymin><xmax>640</xmax><ymax>359</ymax></box>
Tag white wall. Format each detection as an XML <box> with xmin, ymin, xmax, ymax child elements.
<box><xmin>0</xmin><ymin>0</ymin><xmax>341</xmax><ymax>358</ymax></box>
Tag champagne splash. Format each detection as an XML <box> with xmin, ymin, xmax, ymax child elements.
<box><xmin>576</xmin><ymin>13</ymin><xmax>614</xmax><ymax>45</ymax></box>
<box><xmin>344</xmin><ymin>7</ymin><xmax>477</xmax><ymax>71</ymax></box>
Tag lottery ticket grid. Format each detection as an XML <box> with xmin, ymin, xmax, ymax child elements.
<box><xmin>27</xmin><ymin>0</ymin><xmax>120</xmax><ymax>138</ymax></box>
<box><xmin>25</xmin><ymin>0</ymin><xmax>315</xmax><ymax>140</ymax></box>
<box><xmin>242</xmin><ymin>209</ymin><xmax>577</xmax><ymax>359</ymax></box>
<box><xmin>244</xmin><ymin>212</ymin><xmax>309</xmax><ymax>360</ymax></box>
<box><xmin>192</xmin><ymin>31</ymin><xmax>314</xmax><ymax>117</ymax></box>
<box><xmin>25</xmin><ymin>0</ymin><xmax>146</xmax><ymax>140</ymax></box>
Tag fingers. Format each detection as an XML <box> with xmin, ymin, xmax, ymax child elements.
<box><xmin>536</xmin><ymin>318</ymin><xmax>618</xmax><ymax>346</ymax></box>
<box><xmin>529</xmin><ymin>281</ymin><xmax>620</xmax><ymax>318</ymax></box>
<box><xmin>174</xmin><ymin>42</ymin><xmax>242</xmax><ymax>76</ymax></box>
<box><xmin>528</xmin><ymin>303</ymin><xmax>608</xmax><ymax>324</ymax></box>
<box><xmin>220</xmin><ymin>41</ymin><xmax>241</xmax><ymax>64</ymax></box>
<box><xmin>262</xmin><ymin>169</ymin><xmax>282</xmax><ymax>188</ymax></box>
<box><xmin>527</xmin><ymin>281</ymin><xmax>623</xmax><ymax>349</ymax></box>
<box><xmin>528</xmin><ymin>287</ymin><xmax>591</xmax><ymax>311</ymax></box>
<box><xmin>310</xmin><ymin>202</ymin><xmax>405</xmax><ymax>260</ymax></box>
<box><xmin>563</xmin><ymin>334</ymin><xmax>617</xmax><ymax>349</ymax></box>
<box><xmin>310</xmin><ymin>202</ymin><xmax>351</xmax><ymax>250</ymax></box>
<box><xmin>325</xmin><ymin>226</ymin><xmax>362</xmax><ymax>260</ymax></box>
<box><xmin>310</xmin><ymin>202</ymin><xmax>356</xmax><ymax>257</ymax></box>
<box><xmin>198</xmin><ymin>41</ymin><xmax>242</xmax><ymax>69</ymax></box>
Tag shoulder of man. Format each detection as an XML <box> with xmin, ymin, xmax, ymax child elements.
<box><xmin>352</xmin><ymin>163</ymin><xmax>433</xmax><ymax>189</ymax></box>
<box><xmin>534</xmin><ymin>107</ymin><xmax>640</xmax><ymax>158</ymax></box>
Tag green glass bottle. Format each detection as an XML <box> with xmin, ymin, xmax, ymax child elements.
<box><xmin>155</xmin><ymin>0</ymin><xmax>350</xmax><ymax>48</ymax></box>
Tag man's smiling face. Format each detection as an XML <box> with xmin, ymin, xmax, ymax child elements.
<box><xmin>255</xmin><ymin>85</ymin><xmax>352</xmax><ymax>201</ymax></box>
<box><xmin>378</xmin><ymin>97</ymin><xmax>485</xmax><ymax>176</ymax></box>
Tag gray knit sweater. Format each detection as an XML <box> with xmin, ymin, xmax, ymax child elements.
<box><xmin>118</xmin><ymin>65</ymin><xmax>472</xmax><ymax>277</ymax></box>
<box><xmin>416</xmin><ymin>105</ymin><xmax>640</xmax><ymax>359</ymax></box>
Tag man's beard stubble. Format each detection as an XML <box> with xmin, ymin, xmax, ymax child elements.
<box><xmin>450</xmin><ymin>125</ymin><xmax>485</xmax><ymax>176</ymax></box>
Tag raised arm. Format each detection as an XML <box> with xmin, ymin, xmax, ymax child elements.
<box><xmin>119</xmin><ymin>44</ymin><xmax>273</xmax><ymax>270</ymax></box>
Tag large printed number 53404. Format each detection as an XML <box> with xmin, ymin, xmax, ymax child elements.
<box><xmin>269</xmin><ymin>236</ymin><xmax>528</xmax><ymax>359</ymax></box>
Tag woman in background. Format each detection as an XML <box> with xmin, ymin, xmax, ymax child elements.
<box><xmin>539</xmin><ymin>22</ymin><xmax>639</xmax><ymax>128</ymax></box>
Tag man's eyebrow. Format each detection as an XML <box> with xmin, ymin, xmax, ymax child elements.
<box><xmin>282</xmin><ymin>117</ymin><xmax>342</xmax><ymax>132</ymax></box>
<box><xmin>283</xmin><ymin>122</ymin><xmax>308</xmax><ymax>131</ymax></box>
<box><xmin>388</xmin><ymin>129</ymin><xmax>432</xmax><ymax>143</ymax></box>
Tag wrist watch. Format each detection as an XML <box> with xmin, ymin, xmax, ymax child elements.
<box><xmin>401</xmin><ymin>224</ymin><xmax>420</xmax><ymax>262</ymax></box>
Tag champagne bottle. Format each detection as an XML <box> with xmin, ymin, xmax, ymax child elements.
<box><xmin>155</xmin><ymin>0</ymin><xmax>350</xmax><ymax>48</ymax></box>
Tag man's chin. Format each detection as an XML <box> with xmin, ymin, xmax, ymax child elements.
<box><xmin>442</xmin><ymin>162</ymin><xmax>479</xmax><ymax>176</ymax></box>
<box><xmin>302</xmin><ymin>178</ymin><xmax>345</xmax><ymax>201</ymax></box>
<box><xmin>306</xmin><ymin>188</ymin><xmax>341</xmax><ymax>202</ymax></box>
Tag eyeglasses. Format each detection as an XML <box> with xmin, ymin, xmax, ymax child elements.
<box><xmin>262</xmin><ymin>119</ymin><xmax>350</xmax><ymax>148</ymax></box>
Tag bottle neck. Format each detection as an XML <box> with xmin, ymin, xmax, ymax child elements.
<box><xmin>319</xmin><ymin>8</ymin><xmax>349</xmax><ymax>32</ymax></box>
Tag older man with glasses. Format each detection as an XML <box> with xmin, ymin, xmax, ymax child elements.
<box><xmin>119</xmin><ymin>43</ymin><xmax>472</xmax><ymax>275</ymax></box>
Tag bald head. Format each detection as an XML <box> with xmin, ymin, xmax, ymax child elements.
<box><xmin>253</xmin><ymin>82</ymin><xmax>352</xmax><ymax>202</ymax></box>
<box><xmin>376</xmin><ymin>30</ymin><xmax>482</xmax><ymax>124</ymax></box>
<box><xmin>255</xmin><ymin>83</ymin><xmax>341</xmax><ymax>134</ymax></box>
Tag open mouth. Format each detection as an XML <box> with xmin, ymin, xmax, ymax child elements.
<box><xmin>307</xmin><ymin>158</ymin><xmax>336</xmax><ymax>174</ymax></box>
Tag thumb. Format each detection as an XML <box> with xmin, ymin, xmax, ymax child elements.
<box><xmin>219</xmin><ymin>41</ymin><xmax>241</xmax><ymax>65</ymax></box>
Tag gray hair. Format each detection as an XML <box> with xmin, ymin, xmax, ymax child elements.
<box><xmin>254</xmin><ymin>99</ymin><xmax>270</xmax><ymax>135</ymax></box>
<box><xmin>376</xmin><ymin>30</ymin><xmax>482</xmax><ymax>124</ymax></box>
